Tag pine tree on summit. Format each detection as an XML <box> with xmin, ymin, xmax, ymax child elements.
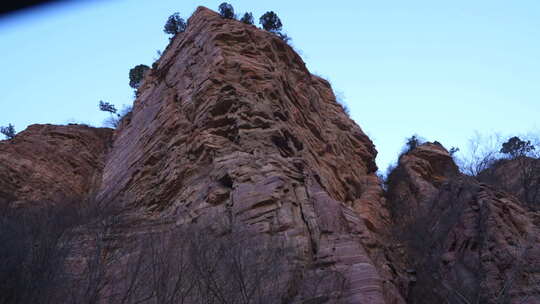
<box><xmin>500</xmin><ymin>136</ymin><xmax>535</xmax><ymax>158</ymax></box>
<box><xmin>218</xmin><ymin>3</ymin><xmax>235</xmax><ymax>19</ymax></box>
<box><xmin>240</xmin><ymin>12</ymin><xmax>254</xmax><ymax>25</ymax></box>
<box><xmin>164</xmin><ymin>12</ymin><xmax>187</xmax><ymax>35</ymax></box>
<box><xmin>0</xmin><ymin>124</ymin><xmax>15</xmax><ymax>139</ymax></box>
<box><xmin>259</xmin><ymin>11</ymin><xmax>290</xmax><ymax>42</ymax></box>
<box><xmin>259</xmin><ymin>11</ymin><xmax>282</xmax><ymax>33</ymax></box>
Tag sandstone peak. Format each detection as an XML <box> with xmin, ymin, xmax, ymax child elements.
<box><xmin>399</xmin><ymin>142</ymin><xmax>459</xmax><ymax>178</ymax></box>
<box><xmin>387</xmin><ymin>142</ymin><xmax>460</xmax><ymax>209</ymax></box>
<box><xmin>98</xmin><ymin>6</ymin><xmax>401</xmax><ymax>303</ymax></box>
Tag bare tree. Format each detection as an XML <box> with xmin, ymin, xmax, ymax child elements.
<box><xmin>390</xmin><ymin>177</ymin><xmax>540</xmax><ymax>304</ymax></box>
<box><xmin>514</xmin><ymin>154</ymin><xmax>540</xmax><ymax>209</ymax></box>
<box><xmin>107</xmin><ymin>224</ymin><xmax>348</xmax><ymax>304</ymax></box>
<box><xmin>71</xmin><ymin>203</ymin><xmax>127</xmax><ymax>304</ymax></box>
<box><xmin>457</xmin><ymin>132</ymin><xmax>503</xmax><ymax>176</ymax></box>
<box><xmin>0</xmin><ymin>198</ymin><xmax>348</xmax><ymax>304</ymax></box>
<box><xmin>475</xmin><ymin>135</ymin><xmax>540</xmax><ymax>209</ymax></box>
<box><xmin>183</xmin><ymin>228</ymin><xmax>288</xmax><ymax>304</ymax></box>
<box><xmin>0</xmin><ymin>200</ymin><xmax>82</xmax><ymax>304</ymax></box>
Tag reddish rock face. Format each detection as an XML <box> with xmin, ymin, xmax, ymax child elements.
<box><xmin>3</xmin><ymin>6</ymin><xmax>538</xmax><ymax>304</ymax></box>
<box><xmin>99</xmin><ymin>6</ymin><xmax>403</xmax><ymax>304</ymax></box>
<box><xmin>386</xmin><ymin>142</ymin><xmax>460</xmax><ymax>212</ymax></box>
<box><xmin>0</xmin><ymin>124</ymin><xmax>112</xmax><ymax>205</ymax></box>
<box><xmin>478</xmin><ymin>157</ymin><xmax>540</xmax><ymax>209</ymax></box>
<box><xmin>387</xmin><ymin>143</ymin><xmax>540</xmax><ymax>303</ymax></box>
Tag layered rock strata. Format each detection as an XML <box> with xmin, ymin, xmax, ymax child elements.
<box><xmin>387</xmin><ymin>143</ymin><xmax>540</xmax><ymax>303</ymax></box>
<box><xmin>0</xmin><ymin>124</ymin><xmax>112</xmax><ymax>205</ymax></box>
<box><xmin>98</xmin><ymin>7</ymin><xmax>403</xmax><ymax>304</ymax></box>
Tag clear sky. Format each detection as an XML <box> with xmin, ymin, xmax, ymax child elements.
<box><xmin>1</xmin><ymin>0</ymin><xmax>539</xmax><ymax>171</ymax></box>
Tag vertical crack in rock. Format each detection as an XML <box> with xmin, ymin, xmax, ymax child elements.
<box><xmin>294</xmin><ymin>182</ymin><xmax>319</xmax><ymax>256</ymax></box>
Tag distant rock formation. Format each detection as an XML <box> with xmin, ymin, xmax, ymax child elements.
<box><xmin>478</xmin><ymin>156</ymin><xmax>540</xmax><ymax>208</ymax></box>
<box><xmin>386</xmin><ymin>143</ymin><xmax>540</xmax><ymax>303</ymax></box>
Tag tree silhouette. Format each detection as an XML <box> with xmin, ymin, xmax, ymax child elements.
<box><xmin>240</xmin><ymin>12</ymin><xmax>254</xmax><ymax>25</ymax></box>
<box><xmin>0</xmin><ymin>124</ymin><xmax>15</xmax><ymax>139</ymax></box>
<box><xmin>405</xmin><ymin>135</ymin><xmax>423</xmax><ymax>152</ymax></box>
<box><xmin>163</xmin><ymin>12</ymin><xmax>187</xmax><ymax>35</ymax></box>
<box><xmin>129</xmin><ymin>64</ymin><xmax>150</xmax><ymax>89</ymax></box>
<box><xmin>259</xmin><ymin>11</ymin><xmax>282</xmax><ymax>32</ymax></box>
<box><xmin>500</xmin><ymin>136</ymin><xmax>535</xmax><ymax>158</ymax></box>
<box><xmin>99</xmin><ymin>101</ymin><xmax>117</xmax><ymax>115</ymax></box>
<box><xmin>218</xmin><ymin>3</ymin><xmax>235</xmax><ymax>19</ymax></box>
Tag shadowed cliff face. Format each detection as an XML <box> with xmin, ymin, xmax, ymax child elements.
<box><xmin>0</xmin><ymin>124</ymin><xmax>112</xmax><ymax>205</ymax></box>
<box><xmin>478</xmin><ymin>157</ymin><xmax>540</xmax><ymax>209</ymax></box>
<box><xmin>387</xmin><ymin>143</ymin><xmax>540</xmax><ymax>303</ymax></box>
<box><xmin>98</xmin><ymin>6</ymin><xmax>403</xmax><ymax>304</ymax></box>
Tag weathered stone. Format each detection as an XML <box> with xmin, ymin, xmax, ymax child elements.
<box><xmin>96</xmin><ymin>7</ymin><xmax>402</xmax><ymax>303</ymax></box>
<box><xmin>387</xmin><ymin>143</ymin><xmax>540</xmax><ymax>303</ymax></box>
<box><xmin>0</xmin><ymin>124</ymin><xmax>112</xmax><ymax>204</ymax></box>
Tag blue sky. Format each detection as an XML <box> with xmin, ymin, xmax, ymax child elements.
<box><xmin>0</xmin><ymin>0</ymin><xmax>539</xmax><ymax>170</ymax></box>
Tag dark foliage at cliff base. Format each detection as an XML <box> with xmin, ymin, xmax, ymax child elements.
<box><xmin>0</xmin><ymin>198</ymin><xmax>347</xmax><ymax>304</ymax></box>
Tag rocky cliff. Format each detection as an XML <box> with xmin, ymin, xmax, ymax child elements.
<box><xmin>99</xmin><ymin>7</ymin><xmax>403</xmax><ymax>303</ymax></box>
<box><xmin>0</xmin><ymin>7</ymin><xmax>402</xmax><ymax>303</ymax></box>
<box><xmin>1</xmin><ymin>6</ymin><xmax>538</xmax><ymax>304</ymax></box>
<box><xmin>0</xmin><ymin>124</ymin><xmax>112</xmax><ymax>205</ymax></box>
<box><xmin>478</xmin><ymin>157</ymin><xmax>540</xmax><ymax>208</ymax></box>
<box><xmin>386</xmin><ymin>143</ymin><xmax>540</xmax><ymax>303</ymax></box>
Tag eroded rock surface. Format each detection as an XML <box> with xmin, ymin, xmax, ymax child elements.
<box><xmin>387</xmin><ymin>143</ymin><xmax>540</xmax><ymax>303</ymax></box>
<box><xmin>99</xmin><ymin>7</ymin><xmax>403</xmax><ymax>303</ymax></box>
<box><xmin>479</xmin><ymin>157</ymin><xmax>540</xmax><ymax>209</ymax></box>
<box><xmin>0</xmin><ymin>124</ymin><xmax>112</xmax><ymax>204</ymax></box>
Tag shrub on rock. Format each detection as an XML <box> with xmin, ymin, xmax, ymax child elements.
<box><xmin>218</xmin><ymin>3</ymin><xmax>235</xmax><ymax>19</ymax></box>
<box><xmin>164</xmin><ymin>12</ymin><xmax>187</xmax><ymax>35</ymax></box>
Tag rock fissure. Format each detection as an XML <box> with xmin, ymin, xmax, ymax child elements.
<box><xmin>295</xmin><ymin>182</ymin><xmax>319</xmax><ymax>257</ymax></box>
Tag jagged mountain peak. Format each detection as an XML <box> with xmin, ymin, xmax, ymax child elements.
<box><xmin>95</xmin><ymin>6</ymin><xmax>399</xmax><ymax>303</ymax></box>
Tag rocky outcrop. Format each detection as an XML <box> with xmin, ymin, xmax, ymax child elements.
<box><xmin>0</xmin><ymin>124</ymin><xmax>112</xmax><ymax>205</ymax></box>
<box><xmin>386</xmin><ymin>142</ymin><xmax>459</xmax><ymax>212</ymax></box>
<box><xmin>387</xmin><ymin>143</ymin><xmax>540</xmax><ymax>303</ymax></box>
<box><xmin>479</xmin><ymin>157</ymin><xmax>540</xmax><ymax>209</ymax></box>
<box><xmin>98</xmin><ymin>7</ymin><xmax>402</xmax><ymax>303</ymax></box>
